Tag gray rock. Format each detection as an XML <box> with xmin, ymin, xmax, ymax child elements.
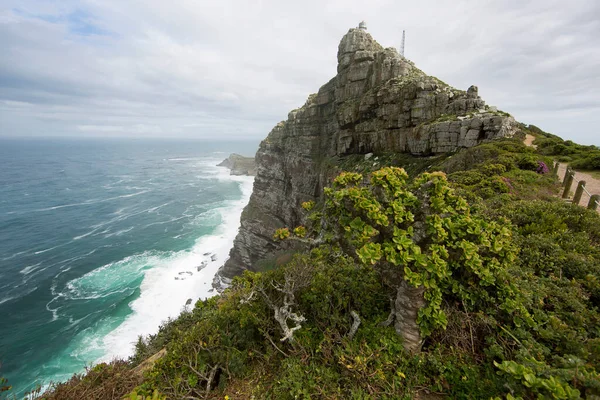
<box><xmin>467</xmin><ymin>85</ymin><xmax>479</xmax><ymax>98</ymax></box>
<box><xmin>196</xmin><ymin>261</ymin><xmax>208</xmax><ymax>272</ymax></box>
<box><xmin>217</xmin><ymin>154</ymin><xmax>256</xmax><ymax>176</ymax></box>
<box><xmin>216</xmin><ymin>27</ymin><xmax>517</xmax><ymax>282</ymax></box>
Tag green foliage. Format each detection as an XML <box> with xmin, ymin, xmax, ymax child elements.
<box><xmin>529</xmin><ymin>126</ymin><xmax>600</xmax><ymax>171</ymax></box>
<box><xmin>124</xmin><ymin>389</ymin><xmax>165</xmax><ymax>400</ymax></box>
<box><xmin>320</xmin><ymin>167</ymin><xmax>523</xmax><ymax>337</ymax></box>
<box><xmin>570</xmin><ymin>154</ymin><xmax>600</xmax><ymax>170</ymax></box>
<box><xmin>293</xmin><ymin>225</ymin><xmax>306</xmax><ymax>238</ymax></box>
<box><xmin>273</xmin><ymin>227</ymin><xmax>290</xmax><ymax>240</ymax></box>
<box><xmin>33</xmin><ymin>134</ymin><xmax>600</xmax><ymax>400</ymax></box>
<box><xmin>445</xmin><ymin>138</ymin><xmax>557</xmax><ymax>202</ymax></box>
<box><xmin>301</xmin><ymin>201</ymin><xmax>315</xmax><ymax>211</ymax></box>
<box><xmin>34</xmin><ymin>361</ymin><xmax>142</xmax><ymax>400</ymax></box>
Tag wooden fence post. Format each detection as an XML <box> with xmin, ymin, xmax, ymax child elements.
<box><xmin>562</xmin><ymin>166</ymin><xmax>571</xmax><ymax>185</ymax></box>
<box><xmin>589</xmin><ymin>195</ymin><xmax>600</xmax><ymax>211</ymax></box>
<box><xmin>553</xmin><ymin>162</ymin><xmax>560</xmax><ymax>176</ymax></box>
<box><xmin>562</xmin><ymin>169</ymin><xmax>574</xmax><ymax>199</ymax></box>
<box><xmin>573</xmin><ymin>181</ymin><xmax>586</xmax><ymax>205</ymax></box>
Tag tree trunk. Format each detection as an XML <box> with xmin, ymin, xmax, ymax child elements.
<box><xmin>394</xmin><ymin>280</ymin><xmax>425</xmax><ymax>354</ymax></box>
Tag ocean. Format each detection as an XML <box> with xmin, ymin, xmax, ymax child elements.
<box><xmin>0</xmin><ymin>138</ymin><xmax>257</xmax><ymax>395</ymax></box>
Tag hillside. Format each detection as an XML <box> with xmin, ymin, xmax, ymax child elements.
<box><xmin>5</xmin><ymin>27</ymin><xmax>600</xmax><ymax>400</ymax></box>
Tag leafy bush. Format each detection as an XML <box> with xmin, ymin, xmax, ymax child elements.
<box><xmin>531</xmin><ymin>126</ymin><xmax>600</xmax><ymax>171</ymax></box>
<box><xmin>570</xmin><ymin>154</ymin><xmax>600</xmax><ymax>170</ymax></box>
<box><xmin>35</xmin><ymin>361</ymin><xmax>143</xmax><ymax>400</ymax></box>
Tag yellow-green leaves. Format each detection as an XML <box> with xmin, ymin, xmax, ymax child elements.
<box><xmin>301</xmin><ymin>200</ymin><xmax>315</xmax><ymax>211</ymax></box>
<box><xmin>293</xmin><ymin>226</ymin><xmax>307</xmax><ymax>238</ymax></box>
<box><xmin>273</xmin><ymin>228</ymin><xmax>290</xmax><ymax>240</ymax></box>
<box><xmin>318</xmin><ymin>167</ymin><xmax>519</xmax><ymax>338</ymax></box>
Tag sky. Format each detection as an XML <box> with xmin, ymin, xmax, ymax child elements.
<box><xmin>1</xmin><ymin>0</ymin><xmax>599</xmax><ymax>145</ymax></box>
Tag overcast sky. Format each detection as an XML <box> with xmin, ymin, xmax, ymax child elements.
<box><xmin>1</xmin><ymin>0</ymin><xmax>599</xmax><ymax>145</ymax></box>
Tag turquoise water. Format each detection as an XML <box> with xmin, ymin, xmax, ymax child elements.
<box><xmin>0</xmin><ymin>138</ymin><xmax>257</xmax><ymax>395</ymax></box>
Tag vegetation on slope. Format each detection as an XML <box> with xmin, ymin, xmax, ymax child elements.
<box><xmin>3</xmin><ymin>136</ymin><xmax>600</xmax><ymax>399</ymax></box>
<box><xmin>524</xmin><ymin>124</ymin><xmax>600</xmax><ymax>170</ymax></box>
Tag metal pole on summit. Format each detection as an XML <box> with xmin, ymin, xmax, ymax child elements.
<box><xmin>400</xmin><ymin>30</ymin><xmax>406</xmax><ymax>57</ymax></box>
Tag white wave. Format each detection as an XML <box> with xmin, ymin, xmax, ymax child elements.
<box><xmin>34</xmin><ymin>245</ymin><xmax>60</xmax><ymax>254</ymax></box>
<box><xmin>90</xmin><ymin>204</ymin><xmax>167</xmax><ymax>230</ymax></box>
<box><xmin>97</xmin><ymin>174</ymin><xmax>254</xmax><ymax>362</ymax></box>
<box><xmin>167</xmin><ymin>157</ymin><xmax>206</xmax><ymax>161</ymax></box>
<box><xmin>20</xmin><ymin>262</ymin><xmax>42</xmax><ymax>275</ymax></box>
<box><xmin>141</xmin><ymin>216</ymin><xmax>187</xmax><ymax>229</ymax></box>
<box><xmin>73</xmin><ymin>228</ymin><xmax>100</xmax><ymax>241</ymax></box>
<box><xmin>145</xmin><ymin>201</ymin><xmax>173</xmax><ymax>213</ymax></box>
<box><xmin>26</xmin><ymin>191</ymin><xmax>152</xmax><ymax>213</ymax></box>
<box><xmin>103</xmin><ymin>226</ymin><xmax>134</xmax><ymax>238</ymax></box>
<box><xmin>0</xmin><ymin>286</ymin><xmax>38</xmax><ymax>305</ymax></box>
<box><xmin>0</xmin><ymin>294</ymin><xmax>19</xmax><ymax>305</ymax></box>
<box><xmin>1</xmin><ymin>249</ymin><xmax>32</xmax><ymax>261</ymax></box>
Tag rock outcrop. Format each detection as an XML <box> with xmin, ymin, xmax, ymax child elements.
<box><xmin>217</xmin><ymin>154</ymin><xmax>256</xmax><ymax>176</ymax></box>
<box><xmin>216</xmin><ymin>27</ymin><xmax>517</xmax><ymax>282</ymax></box>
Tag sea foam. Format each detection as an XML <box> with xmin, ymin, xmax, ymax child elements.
<box><xmin>95</xmin><ymin>169</ymin><xmax>253</xmax><ymax>362</ymax></box>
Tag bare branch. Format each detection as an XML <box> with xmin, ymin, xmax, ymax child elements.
<box><xmin>240</xmin><ymin>289</ymin><xmax>255</xmax><ymax>304</ymax></box>
<box><xmin>347</xmin><ymin>310</ymin><xmax>361</xmax><ymax>340</ymax></box>
<box><xmin>259</xmin><ymin>273</ymin><xmax>307</xmax><ymax>343</ymax></box>
<box><xmin>205</xmin><ymin>364</ymin><xmax>219</xmax><ymax>397</ymax></box>
<box><xmin>379</xmin><ymin>298</ymin><xmax>396</xmax><ymax>327</ymax></box>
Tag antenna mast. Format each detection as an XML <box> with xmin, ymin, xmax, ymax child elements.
<box><xmin>400</xmin><ymin>30</ymin><xmax>405</xmax><ymax>57</ymax></box>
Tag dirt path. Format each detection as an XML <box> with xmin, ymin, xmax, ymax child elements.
<box><xmin>523</xmin><ymin>134</ymin><xmax>600</xmax><ymax>210</ymax></box>
<box><xmin>556</xmin><ymin>164</ymin><xmax>600</xmax><ymax>207</ymax></box>
<box><xmin>523</xmin><ymin>134</ymin><xmax>537</xmax><ymax>149</ymax></box>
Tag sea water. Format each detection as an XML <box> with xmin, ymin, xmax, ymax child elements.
<box><xmin>0</xmin><ymin>138</ymin><xmax>257</xmax><ymax>395</ymax></box>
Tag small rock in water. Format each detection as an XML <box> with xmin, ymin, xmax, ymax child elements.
<box><xmin>211</xmin><ymin>254</ymin><xmax>217</xmax><ymax>261</ymax></box>
<box><xmin>203</xmin><ymin>252</ymin><xmax>211</xmax><ymax>256</ymax></box>
<box><xmin>178</xmin><ymin>271</ymin><xmax>193</xmax><ymax>276</ymax></box>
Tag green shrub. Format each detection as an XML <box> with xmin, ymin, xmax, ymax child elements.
<box><xmin>516</xmin><ymin>154</ymin><xmax>540</xmax><ymax>171</ymax></box>
<box><xmin>571</xmin><ymin>153</ymin><xmax>600</xmax><ymax>170</ymax></box>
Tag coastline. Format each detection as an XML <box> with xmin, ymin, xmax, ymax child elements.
<box><xmin>97</xmin><ymin>166</ymin><xmax>254</xmax><ymax>362</ymax></box>
<box><xmin>16</xmin><ymin>161</ymin><xmax>255</xmax><ymax>394</ymax></box>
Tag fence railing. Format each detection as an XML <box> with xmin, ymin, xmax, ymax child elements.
<box><xmin>555</xmin><ymin>162</ymin><xmax>600</xmax><ymax>211</ymax></box>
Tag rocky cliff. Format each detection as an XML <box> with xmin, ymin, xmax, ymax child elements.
<box><xmin>217</xmin><ymin>154</ymin><xmax>256</xmax><ymax>176</ymax></box>
<box><xmin>216</xmin><ymin>27</ymin><xmax>517</xmax><ymax>283</ymax></box>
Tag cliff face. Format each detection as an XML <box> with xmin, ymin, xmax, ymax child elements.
<box><xmin>217</xmin><ymin>154</ymin><xmax>256</xmax><ymax>176</ymax></box>
<box><xmin>216</xmin><ymin>28</ymin><xmax>517</xmax><ymax>282</ymax></box>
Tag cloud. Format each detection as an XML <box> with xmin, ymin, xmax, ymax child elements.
<box><xmin>0</xmin><ymin>0</ymin><xmax>599</xmax><ymax>144</ymax></box>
